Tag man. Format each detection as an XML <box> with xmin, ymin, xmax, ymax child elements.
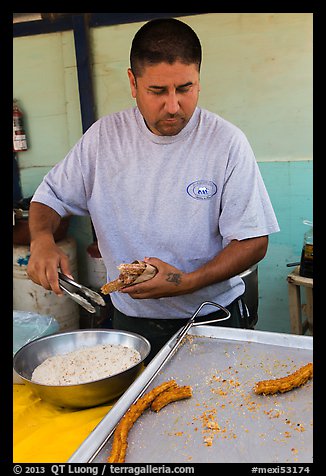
<box><xmin>27</xmin><ymin>18</ymin><xmax>279</xmax><ymax>360</ymax></box>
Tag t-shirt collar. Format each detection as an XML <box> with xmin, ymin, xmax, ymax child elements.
<box><xmin>134</xmin><ymin>106</ymin><xmax>201</xmax><ymax>144</ymax></box>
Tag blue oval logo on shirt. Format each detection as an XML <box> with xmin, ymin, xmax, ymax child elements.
<box><xmin>187</xmin><ymin>180</ymin><xmax>217</xmax><ymax>200</ymax></box>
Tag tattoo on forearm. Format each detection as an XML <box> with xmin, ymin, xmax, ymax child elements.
<box><xmin>166</xmin><ymin>273</ymin><xmax>182</xmax><ymax>285</ymax></box>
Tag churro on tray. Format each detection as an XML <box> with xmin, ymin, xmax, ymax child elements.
<box><xmin>151</xmin><ymin>385</ymin><xmax>192</xmax><ymax>412</ymax></box>
<box><xmin>254</xmin><ymin>362</ymin><xmax>313</xmax><ymax>395</ymax></box>
<box><xmin>108</xmin><ymin>380</ymin><xmax>192</xmax><ymax>463</ymax></box>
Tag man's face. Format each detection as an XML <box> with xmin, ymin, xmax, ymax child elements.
<box><xmin>128</xmin><ymin>61</ymin><xmax>200</xmax><ymax>136</ymax></box>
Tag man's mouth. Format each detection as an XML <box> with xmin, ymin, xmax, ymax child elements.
<box><xmin>162</xmin><ymin>116</ymin><xmax>183</xmax><ymax>123</ymax></box>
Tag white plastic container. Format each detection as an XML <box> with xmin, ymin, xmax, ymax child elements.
<box><xmin>86</xmin><ymin>242</ymin><xmax>107</xmax><ymax>290</ymax></box>
<box><xmin>13</xmin><ymin>237</ymin><xmax>80</xmax><ymax>331</ymax></box>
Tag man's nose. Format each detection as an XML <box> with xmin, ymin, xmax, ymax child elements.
<box><xmin>164</xmin><ymin>92</ymin><xmax>180</xmax><ymax>115</ymax></box>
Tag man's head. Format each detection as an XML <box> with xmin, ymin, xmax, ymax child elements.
<box><xmin>130</xmin><ymin>18</ymin><xmax>202</xmax><ymax>77</ymax></box>
<box><xmin>128</xmin><ymin>18</ymin><xmax>202</xmax><ymax>136</ymax></box>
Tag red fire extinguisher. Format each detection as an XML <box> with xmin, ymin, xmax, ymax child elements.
<box><xmin>13</xmin><ymin>99</ymin><xmax>28</xmax><ymax>152</ymax></box>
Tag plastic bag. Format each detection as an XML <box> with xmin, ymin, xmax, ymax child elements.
<box><xmin>13</xmin><ymin>310</ymin><xmax>59</xmax><ymax>356</ymax></box>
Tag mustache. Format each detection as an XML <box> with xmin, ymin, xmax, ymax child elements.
<box><xmin>161</xmin><ymin>113</ymin><xmax>184</xmax><ymax>120</ymax></box>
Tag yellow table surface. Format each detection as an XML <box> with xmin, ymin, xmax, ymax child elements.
<box><xmin>13</xmin><ymin>384</ymin><xmax>113</xmax><ymax>463</ymax></box>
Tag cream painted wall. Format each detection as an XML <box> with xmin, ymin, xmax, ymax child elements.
<box><xmin>91</xmin><ymin>13</ymin><xmax>312</xmax><ymax>162</ymax></box>
<box><xmin>13</xmin><ymin>30</ymin><xmax>82</xmax><ymax>197</ymax></box>
<box><xmin>191</xmin><ymin>13</ymin><xmax>313</xmax><ymax>162</ymax></box>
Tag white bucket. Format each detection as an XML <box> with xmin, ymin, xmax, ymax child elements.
<box><xmin>13</xmin><ymin>237</ymin><xmax>80</xmax><ymax>331</ymax></box>
<box><xmin>86</xmin><ymin>249</ymin><xmax>107</xmax><ymax>290</ymax></box>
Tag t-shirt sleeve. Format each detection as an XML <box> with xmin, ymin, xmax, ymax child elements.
<box><xmin>219</xmin><ymin>131</ymin><xmax>280</xmax><ymax>246</ymax></box>
<box><xmin>31</xmin><ymin>127</ymin><xmax>96</xmax><ymax>217</ymax></box>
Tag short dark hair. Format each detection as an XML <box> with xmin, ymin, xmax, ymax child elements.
<box><xmin>130</xmin><ymin>18</ymin><xmax>202</xmax><ymax>77</ymax></box>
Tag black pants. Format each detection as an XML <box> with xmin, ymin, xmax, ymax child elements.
<box><xmin>112</xmin><ymin>297</ymin><xmax>251</xmax><ymax>363</ymax></box>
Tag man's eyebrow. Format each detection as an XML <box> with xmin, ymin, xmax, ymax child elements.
<box><xmin>177</xmin><ymin>81</ymin><xmax>193</xmax><ymax>88</ymax></box>
<box><xmin>148</xmin><ymin>81</ymin><xmax>193</xmax><ymax>89</ymax></box>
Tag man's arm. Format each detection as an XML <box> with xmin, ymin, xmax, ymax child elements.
<box><xmin>27</xmin><ymin>202</ymin><xmax>72</xmax><ymax>294</ymax></box>
<box><xmin>186</xmin><ymin>236</ymin><xmax>268</xmax><ymax>292</ymax></box>
<box><xmin>120</xmin><ymin>236</ymin><xmax>268</xmax><ymax>299</ymax></box>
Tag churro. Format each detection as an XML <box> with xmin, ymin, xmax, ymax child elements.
<box><xmin>151</xmin><ymin>385</ymin><xmax>193</xmax><ymax>412</ymax></box>
<box><xmin>108</xmin><ymin>380</ymin><xmax>177</xmax><ymax>463</ymax></box>
<box><xmin>108</xmin><ymin>380</ymin><xmax>193</xmax><ymax>463</ymax></box>
<box><xmin>101</xmin><ymin>260</ymin><xmax>157</xmax><ymax>294</ymax></box>
<box><xmin>254</xmin><ymin>362</ymin><xmax>313</xmax><ymax>395</ymax></box>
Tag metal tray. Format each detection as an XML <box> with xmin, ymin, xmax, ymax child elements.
<box><xmin>74</xmin><ymin>327</ymin><xmax>313</xmax><ymax>463</ymax></box>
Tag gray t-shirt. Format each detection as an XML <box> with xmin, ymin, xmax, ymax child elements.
<box><xmin>32</xmin><ymin>106</ymin><xmax>279</xmax><ymax>318</ymax></box>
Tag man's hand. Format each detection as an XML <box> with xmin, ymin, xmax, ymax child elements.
<box><xmin>119</xmin><ymin>257</ymin><xmax>188</xmax><ymax>299</ymax></box>
<box><xmin>27</xmin><ymin>202</ymin><xmax>73</xmax><ymax>295</ymax></box>
<box><xmin>27</xmin><ymin>236</ymin><xmax>73</xmax><ymax>295</ymax></box>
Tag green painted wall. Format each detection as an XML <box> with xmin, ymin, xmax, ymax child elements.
<box><xmin>258</xmin><ymin>161</ymin><xmax>313</xmax><ymax>333</ymax></box>
<box><xmin>13</xmin><ymin>13</ymin><xmax>313</xmax><ymax>333</ymax></box>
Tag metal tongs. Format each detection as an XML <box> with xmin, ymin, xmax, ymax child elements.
<box><xmin>58</xmin><ymin>272</ymin><xmax>106</xmax><ymax>313</ymax></box>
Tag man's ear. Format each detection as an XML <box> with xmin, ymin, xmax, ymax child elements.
<box><xmin>127</xmin><ymin>68</ymin><xmax>137</xmax><ymax>98</ymax></box>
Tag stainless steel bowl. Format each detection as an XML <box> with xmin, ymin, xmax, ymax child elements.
<box><xmin>13</xmin><ymin>329</ymin><xmax>151</xmax><ymax>409</ymax></box>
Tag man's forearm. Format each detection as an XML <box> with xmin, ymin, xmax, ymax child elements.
<box><xmin>184</xmin><ymin>236</ymin><xmax>268</xmax><ymax>293</ymax></box>
<box><xmin>29</xmin><ymin>202</ymin><xmax>61</xmax><ymax>245</ymax></box>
